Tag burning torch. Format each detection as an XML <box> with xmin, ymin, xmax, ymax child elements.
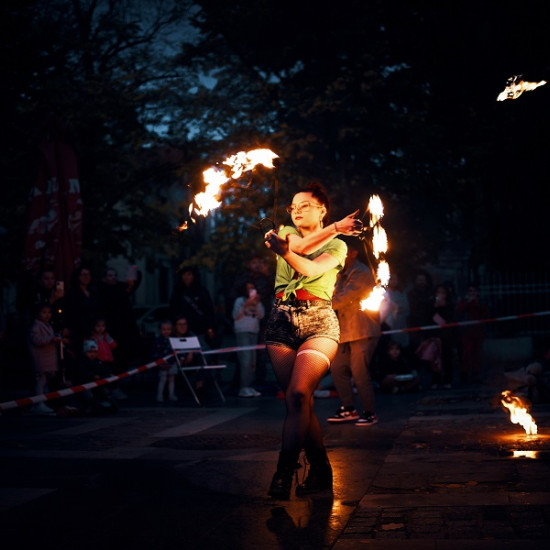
<box><xmin>357</xmin><ymin>195</ymin><xmax>391</xmax><ymax>312</ymax></box>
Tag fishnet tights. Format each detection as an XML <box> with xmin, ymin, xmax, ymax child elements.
<box><xmin>268</xmin><ymin>338</ymin><xmax>337</xmax><ymax>453</ymax></box>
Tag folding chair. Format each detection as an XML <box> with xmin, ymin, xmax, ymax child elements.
<box><xmin>169</xmin><ymin>336</ymin><xmax>227</xmax><ymax>406</ymax></box>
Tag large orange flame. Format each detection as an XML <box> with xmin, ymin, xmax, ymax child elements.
<box><xmin>179</xmin><ymin>148</ymin><xmax>278</xmax><ymax>229</ymax></box>
<box><xmin>500</xmin><ymin>390</ymin><xmax>537</xmax><ymax>435</ymax></box>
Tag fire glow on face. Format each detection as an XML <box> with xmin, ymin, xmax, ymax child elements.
<box><xmin>179</xmin><ymin>148</ymin><xmax>278</xmax><ymax>229</ymax></box>
<box><xmin>500</xmin><ymin>390</ymin><xmax>538</xmax><ymax>435</ymax></box>
<box><xmin>360</xmin><ymin>195</ymin><xmax>390</xmax><ymax>312</ymax></box>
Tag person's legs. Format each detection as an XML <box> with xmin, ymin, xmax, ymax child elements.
<box><xmin>349</xmin><ymin>337</ymin><xmax>378</xmax><ymax>415</ymax></box>
<box><xmin>266</xmin><ymin>343</ymin><xmax>299</xmax><ymax>498</ymax></box>
<box><xmin>157</xmin><ymin>371</ymin><xmax>167</xmax><ymax>401</ymax></box>
<box><xmin>167</xmin><ymin>374</ymin><xmax>177</xmax><ymax>400</ymax></box>
<box><xmin>236</xmin><ymin>332</ymin><xmax>255</xmax><ymax>388</ymax></box>
<box><xmin>289</xmin><ymin>337</ymin><xmax>337</xmax><ymax>495</ymax></box>
<box><xmin>266</xmin><ymin>337</ymin><xmax>336</xmax><ymax>498</ymax></box>
<box><xmin>330</xmin><ymin>343</ymin><xmax>354</xmax><ymax>407</ymax></box>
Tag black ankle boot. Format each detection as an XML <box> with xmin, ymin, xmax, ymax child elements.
<box><xmin>268</xmin><ymin>450</ymin><xmax>299</xmax><ymax>499</ymax></box>
<box><xmin>295</xmin><ymin>449</ymin><xmax>333</xmax><ymax>496</ymax></box>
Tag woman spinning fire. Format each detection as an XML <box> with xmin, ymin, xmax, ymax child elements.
<box><xmin>263</xmin><ymin>181</ymin><xmax>363</xmax><ymax>499</ymax></box>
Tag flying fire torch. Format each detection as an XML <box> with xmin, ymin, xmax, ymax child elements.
<box><xmin>497</xmin><ymin>75</ymin><xmax>547</xmax><ymax>101</ymax></box>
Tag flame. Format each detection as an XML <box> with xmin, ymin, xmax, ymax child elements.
<box><xmin>223</xmin><ymin>148</ymin><xmax>279</xmax><ymax>179</ymax></box>
<box><xmin>497</xmin><ymin>76</ymin><xmax>547</xmax><ymax>101</ymax></box>
<box><xmin>361</xmin><ymin>285</ymin><xmax>386</xmax><ymax>311</ymax></box>
<box><xmin>180</xmin><ymin>148</ymin><xmax>279</xmax><ymax>228</ymax></box>
<box><xmin>360</xmin><ymin>195</ymin><xmax>390</xmax><ymax>312</ymax></box>
<box><xmin>372</xmin><ymin>225</ymin><xmax>387</xmax><ymax>259</ymax></box>
<box><xmin>368</xmin><ymin>195</ymin><xmax>384</xmax><ymax>226</ymax></box>
<box><xmin>500</xmin><ymin>390</ymin><xmax>537</xmax><ymax>435</ymax></box>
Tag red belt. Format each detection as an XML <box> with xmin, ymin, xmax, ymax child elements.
<box><xmin>275</xmin><ymin>289</ymin><xmax>323</xmax><ymax>300</ymax></box>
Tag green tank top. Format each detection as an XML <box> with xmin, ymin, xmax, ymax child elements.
<box><xmin>274</xmin><ymin>226</ymin><xmax>347</xmax><ymax>301</ymax></box>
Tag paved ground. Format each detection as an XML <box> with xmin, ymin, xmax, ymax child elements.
<box><xmin>1</xmin><ymin>361</ymin><xmax>549</xmax><ymax>549</ymax></box>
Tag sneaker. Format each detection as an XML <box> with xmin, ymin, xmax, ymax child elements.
<box><xmin>168</xmin><ymin>394</ymin><xmax>178</xmax><ymax>401</ymax></box>
<box><xmin>250</xmin><ymin>388</ymin><xmax>262</xmax><ymax>397</ymax></box>
<box><xmin>30</xmin><ymin>402</ymin><xmax>55</xmax><ymax>415</ymax></box>
<box><xmin>238</xmin><ymin>387</ymin><xmax>254</xmax><ymax>398</ymax></box>
<box><xmin>356</xmin><ymin>412</ymin><xmax>378</xmax><ymax>426</ymax></box>
<box><xmin>327</xmin><ymin>406</ymin><xmax>359</xmax><ymax>423</ymax></box>
<box><xmin>111</xmin><ymin>388</ymin><xmax>128</xmax><ymax>400</ymax></box>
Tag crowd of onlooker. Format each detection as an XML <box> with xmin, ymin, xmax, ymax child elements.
<box><xmin>1</xmin><ymin>258</ymin><xmax>549</xmax><ymax>417</ymax></box>
<box><xmin>0</xmin><ymin>255</ymin><xmax>276</xmax><ymax>415</ymax></box>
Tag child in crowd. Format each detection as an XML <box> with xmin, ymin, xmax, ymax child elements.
<box><xmin>152</xmin><ymin>320</ymin><xmax>178</xmax><ymax>402</ymax></box>
<box><xmin>89</xmin><ymin>317</ymin><xmax>117</xmax><ymax>369</ymax></box>
<box><xmin>232</xmin><ymin>281</ymin><xmax>264</xmax><ymax>397</ymax></box>
<box><xmin>78</xmin><ymin>339</ymin><xmax>118</xmax><ymax>414</ymax></box>
<box><xmin>89</xmin><ymin>317</ymin><xmax>127</xmax><ymax>400</ymax></box>
<box><xmin>28</xmin><ymin>303</ymin><xmax>68</xmax><ymax>415</ymax></box>
<box><xmin>377</xmin><ymin>340</ymin><xmax>420</xmax><ymax>394</ymax></box>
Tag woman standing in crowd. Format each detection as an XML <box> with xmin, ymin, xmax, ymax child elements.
<box><xmin>263</xmin><ymin>181</ymin><xmax>362</xmax><ymax>499</ymax></box>
<box><xmin>232</xmin><ymin>281</ymin><xmax>265</xmax><ymax>398</ymax></box>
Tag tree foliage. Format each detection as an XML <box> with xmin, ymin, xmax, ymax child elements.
<box><xmin>1</xmin><ymin>0</ymin><xmax>549</xmax><ymax>299</ymax></box>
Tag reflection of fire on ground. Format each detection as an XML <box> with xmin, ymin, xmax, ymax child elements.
<box><xmin>500</xmin><ymin>390</ymin><xmax>537</xmax><ymax>435</ymax></box>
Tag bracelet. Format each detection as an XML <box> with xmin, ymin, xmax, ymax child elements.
<box><xmin>334</xmin><ymin>222</ymin><xmax>339</xmax><ymax>233</ymax></box>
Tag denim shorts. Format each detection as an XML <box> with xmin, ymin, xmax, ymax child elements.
<box><xmin>265</xmin><ymin>299</ymin><xmax>340</xmax><ymax>350</ymax></box>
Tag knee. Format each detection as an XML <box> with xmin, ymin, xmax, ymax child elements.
<box><xmin>286</xmin><ymin>388</ymin><xmax>309</xmax><ymax>411</ymax></box>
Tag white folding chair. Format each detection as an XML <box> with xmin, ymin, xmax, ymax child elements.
<box><xmin>169</xmin><ymin>336</ymin><xmax>227</xmax><ymax>406</ymax></box>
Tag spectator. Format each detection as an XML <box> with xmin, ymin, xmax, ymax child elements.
<box><xmin>232</xmin><ymin>281</ymin><xmax>264</xmax><ymax>397</ymax></box>
<box><xmin>327</xmin><ymin>238</ymin><xmax>381</xmax><ymax>426</ymax></box>
<box><xmin>76</xmin><ymin>339</ymin><xmax>117</xmax><ymax>415</ymax></box>
<box><xmin>97</xmin><ymin>266</ymin><xmax>142</xmax><ymax>376</ymax></box>
<box><xmin>376</xmin><ymin>340</ymin><xmax>420</xmax><ymax>394</ymax></box>
<box><xmin>31</xmin><ymin>268</ymin><xmax>66</xmax><ymax>333</ymax></box>
<box><xmin>407</xmin><ymin>269</ymin><xmax>434</xmax><ymax>353</ymax></box>
<box><xmin>28</xmin><ymin>303</ymin><xmax>68</xmax><ymax>414</ymax></box>
<box><xmin>456</xmin><ymin>283</ymin><xmax>489</xmax><ymax>384</ymax></box>
<box><xmin>170</xmin><ymin>266</ymin><xmax>217</xmax><ymax>340</ymax></box>
<box><xmin>65</xmin><ymin>266</ymin><xmax>103</xmax><ymax>360</ymax></box>
<box><xmin>426</xmin><ymin>283</ymin><xmax>458</xmax><ymax>389</ymax></box>
<box><xmin>172</xmin><ymin>315</ymin><xmax>205</xmax><ymax>396</ymax></box>
<box><xmin>232</xmin><ymin>255</ymin><xmax>275</xmax><ymax>385</ymax></box>
<box><xmin>89</xmin><ymin>318</ymin><xmax>117</xmax><ymax>363</ymax></box>
<box><xmin>380</xmin><ymin>271</ymin><xmax>410</xmax><ymax>352</ymax></box>
<box><xmin>152</xmin><ymin>320</ymin><xmax>178</xmax><ymax>403</ymax></box>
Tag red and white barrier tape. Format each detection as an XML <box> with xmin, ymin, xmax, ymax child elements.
<box><xmin>0</xmin><ymin>354</ymin><xmax>173</xmax><ymax>412</ymax></box>
<box><xmin>380</xmin><ymin>310</ymin><xmax>550</xmax><ymax>335</ymax></box>
<box><xmin>2</xmin><ymin>310</ymin><xmax>549</xmax><ymax>412</ymax></box>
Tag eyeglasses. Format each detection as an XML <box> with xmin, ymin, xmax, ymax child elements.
<box><xmin>285</xmin><ymin>201</ymin><xmax>324</xmax><ymax>215</ymax></box>
<box><xmin>176</xmin><ymin>321</ymin><xmax>188</xmax><ymax>326</ymax></box>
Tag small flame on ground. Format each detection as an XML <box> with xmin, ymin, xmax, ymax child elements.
<box><xmin>497</xmin><ymin>75</ymin><xmax>547</xmax><ymax>101</ymax></box>
<box><xmin>501</xmin><ymin>390</ymin><xmax>538</xmax><ymax>435</ymax></box>
<box><xmin>179</xmin><ymin>148</ymin><xmax>278</xmax><ymax>229</ymax></box>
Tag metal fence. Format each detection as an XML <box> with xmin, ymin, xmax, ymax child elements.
<box><xmin>478</xmin><ymin>271</ymin><xmax>550</xmax><ymax>339</ymax></box>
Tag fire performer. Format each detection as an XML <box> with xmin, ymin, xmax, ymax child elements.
<box><xmin>263</xmin><ymin>182</ymin><xmax>363</xmax><ymax>499</ymax></box>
